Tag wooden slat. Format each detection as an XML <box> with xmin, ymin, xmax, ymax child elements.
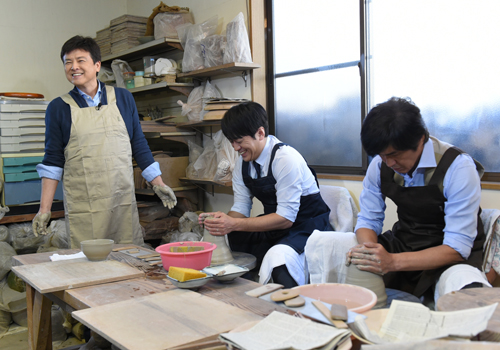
<box><xmin>12</xmin><ymin>259</ymin><xmax>144</xmax><ymax>293</ymax></box>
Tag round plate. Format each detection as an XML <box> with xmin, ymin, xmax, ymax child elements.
<box><xmin>0</xmin><ymin>92</ymin><xmax>44</xmax><ymax>98</ymax></box>
<box><xmin>166</xmin><ymin>274</ymin><xmax>213</xmax><ymax>289</ymax></box>
<box><xmin>203</xmin><ymin>264</ymin><xmax>249</xmax><ymax>283</ymax></box>
<box><xmin>292</xmin><ymin>283</ymin><xmax>377</xmax><ymax>313</ymax></box>
<box><xmin>154</xmin><ymin>58</ymin><xmax>173</xmax><ymax>76</ymax></box>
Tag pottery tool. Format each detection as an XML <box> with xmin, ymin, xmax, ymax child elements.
<box><xmin>330</xmin><ymin>303</ymin><xmax>348</xmax><ymax>321</ymax></box>
<box><xmin>270</xmin><ymin>288</ymin><xmax>300</xmax><ymax>302</ymax></box>
<box><xmin>112</xmin><ymin>246</ymin><xmax>137</xmax><ymax>252</ymax></box>
<box><xmin>137</xmin><ymin>253</ymin><xmax>160</xmax><ymax>259</ymax></box>
<box><xmin>311</xmin><ymin>301</ymin><xmax>348</xmax><ymax>329</ymax></box>
<box><xmin>284</xmin><ymin>296</ymin><xmax>306</xmax><ymax>307</ymax></box>
<box><xmin>245</xmin><ymin>283</ymin><xmax>284</xmax><ymax>298</ymax></box>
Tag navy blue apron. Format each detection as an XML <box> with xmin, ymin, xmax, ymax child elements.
<box><xmin>379</xmin><ymin>146</ymin><xmax>485</xmax><ymax>297</ymax></box>
<box><xmin>228</xmin><ymin>143</ymin><xmax>332</xmax><ymax>269</ymax></box>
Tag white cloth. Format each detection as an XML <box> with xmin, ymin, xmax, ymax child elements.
<box><xmin>305</xmin><ymin>230</ymin><xmax>357</xmax><ymax>284</ymax></box>
<box><xmin>319</xmin><ymin>185</ymin><xmax>359</xmax><ymax>232</ymax></box>
<box><xmin>434</xmin><ymin>264</ymin><xmax>491</xmax><ymax>307</ymax></box>
<box><xmin>259</xmin><ymin>244</ymin><xmax>307</xmax><ymax>285</ymax></box>
<box><xmin>50</xmin><ymin>252</ymin><xmax>86</xmax><ymax>261</ymax></box>
<box><xmin>480</xmin><ymin>208</ymin><xmax>500</xmax><ymax>275</ymax></box>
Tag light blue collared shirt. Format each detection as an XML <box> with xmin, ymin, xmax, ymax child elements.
<box><xmin>355</xmin><ymin>137</ymin><xmax>482</xmax><ymax>259</ymax></box>
<box><xmin>76</xmin><ymin>82</ymin><xmax>102</xmax><ymax>107</ymax></box>
<box><xmin>231</xmin><ymin>135</ymin><xmax>319</xmax><ymax>222</ymax></box>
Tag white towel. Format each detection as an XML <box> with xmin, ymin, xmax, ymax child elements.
<box><xmin>50</xmin><ymin>252</ymin><xmax>86</xmax><ymax>261</ymax></box>
<box><xmin>259</xmin><ymin>244</ymin><xmax>307</xmax><ymax>285</ymax></box>
<box><xmin>319</xmin><ymin>185</ymin><xmax>359</xmax><ymax>232</ymax></box>
<box><xmin>305</xmin><ymin>230</ymin><xmax>357</xmax><ymax>284</ymax></box>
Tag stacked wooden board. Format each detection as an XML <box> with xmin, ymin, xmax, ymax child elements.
<box><xmin>95</xmin><ymin>27</ymin><xmax>111</xmax><ymax>57</ymax></box>
<box><xmin>203</xmin><ymin>98</ymin><xmax>250</xmax><ymax>121</ymax></box>
<box><xmin>110</xmin><ymin>15</ymin><xmax>148</xmax><ymax>53</ymax></box>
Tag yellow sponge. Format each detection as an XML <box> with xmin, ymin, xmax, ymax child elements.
<box><xmin>168</xmin><ymin>266</ymin><xmax>207</xmax><ymax>282</ymax></box>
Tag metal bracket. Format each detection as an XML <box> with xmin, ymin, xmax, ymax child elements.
<box><xmin>190</xmin><ymin>125</ymin><xmax>215</xmax><ymax>139</ymax></box>
<box><xmin>189</xmin><ymin>182</ymin><xmax>215</xmax><ymax>196</ymax></box>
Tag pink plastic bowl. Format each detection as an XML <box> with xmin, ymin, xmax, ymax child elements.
<box><xmin>155</xmin><ymin>241</ymin><xmax>217</xmax><ymax>270</ymax></box>
<box><xmin>293</xmin><ymin>283</ymin><xmax>377</xmax><ymax>313</ymax></box>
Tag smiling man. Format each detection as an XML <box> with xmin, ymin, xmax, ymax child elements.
<box><xmin>32</xmin><ymin>35</ymin><xmax>177</xmax><ymax>247</ymax></box>
<box><xmin>347</xmin><ymin>97</ymin><xmax>490</xmax><ymax>303</ymax></box>
<box><xmin>200</xmin><ymin>102</ymin><xmax>332</xmax><ymax>287</ymax></box>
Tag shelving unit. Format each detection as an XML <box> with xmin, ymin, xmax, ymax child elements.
<box><xmin>106</xmin><ymin>37</ymin><xmax>259</xmax><ymax>194</ymax></box>
<box><xmin>101</xmin><ymin>38</ymin><xmax>182</xmax><ymax>63</ymax></box>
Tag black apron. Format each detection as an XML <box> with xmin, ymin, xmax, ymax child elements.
<box><xmin>379</xmin><ymin>147</ymin><xmax>485</xmax><ymax>297</ymax></box>
<box><xmin>228</xmin><ymin>143</ymin><xmax>332</xmax><ymax>268</ymax></box>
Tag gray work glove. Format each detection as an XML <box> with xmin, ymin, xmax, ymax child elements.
<box><xmin>153</xmin><ymin>185</ymin><xmax>177</xmax><ymax>209</ymax></box>
<box><xmin>32</xmin><ymin>212</ymin><xmax>51</xmax><ymax>237</ymax></box>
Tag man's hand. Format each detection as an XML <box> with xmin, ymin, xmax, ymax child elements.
<box><xmin>32</xmin><ymin>212</ymin><xmax>51</xmax><ymax>237</ymax></box>
<box><xmin>153</xmin><ymin>185</ymin><xmax>177</xmax><ymax>209</ymax></box>
<box><xmin>347</xmin><ymin>242</ymin><xmax>394</xmax><ymax>275</ymax></box>
<box><xmin>199</xmin><ymin>212</ymin><xmax>235</xmax><ymax>236</ymax></box>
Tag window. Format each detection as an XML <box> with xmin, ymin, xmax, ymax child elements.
<box><xmin>269</xmin><ymin>0</ymin><xmax>500</xmax><ymax>180</ymax></box>
<box><xmin>268</xmin><ymin>0</ymin><xmax>366</xmax><ymax>174</ymax></box>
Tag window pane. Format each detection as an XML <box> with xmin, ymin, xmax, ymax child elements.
<box><xmin>368</xmin><ymin>0</ymin><xmax>500</xmax><ymax>172</ymax></box>
<box><xmin>275</xmin><ymin>67</ymin><xmax>362</xmax><ymax>167</ymax></box>
<box><xmin>274</xmin><ymin>0</ymin><xmax>359</xmax><ymax>74</ymax></box>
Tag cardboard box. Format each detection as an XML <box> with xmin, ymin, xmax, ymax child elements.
<box><xmin>154</xmin><ymin>156</ymin><xmax>189</xmax><ymax>189</ymax></box>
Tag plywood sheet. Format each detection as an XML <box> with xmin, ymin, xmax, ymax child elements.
<box><xmin>11</xmin><ymin>259</ymin><xmax>144</xmax><ymax>293</ymax></box>
<box><xmin>72</xmin><ymin>289</ymin><xmax>263</xmax><ymax>350</ymax></box>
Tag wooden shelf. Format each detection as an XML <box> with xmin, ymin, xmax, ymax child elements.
<box><xmin>179</xmin><ymin>177</ymin><xmax>232</xmax><ymax>187</ymax></box>
<box><xmin>101</xmin><ymin>38</ymin><xmax>182</xmax><ymax>64</ymax></box>
<box><xmin>177</xmin><ymin>62</ymin><xmax>261</xmax><ymax>79</ymax></box>
<box><xmin>0</xmin><ymin>210</ymin><xmax>65</xmax><ymax>224</ymax></box>
<box><xmin>129</xmin><ymin>82</ymin><xmax>194</xmax><ymax>97</ymax></box>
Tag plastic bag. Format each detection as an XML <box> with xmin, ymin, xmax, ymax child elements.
<box><xmin>193</xmin><ymin>139</ymin><xmax>218</xmax><ymax>180</ymax></box>
<box><xmin>0</xmin><ymin>242</ymin><xmax>16</xmax><ymax>280</ymax></box>
<box><xmin>177</xmin><ymin>85</ymin><xmax>204</xmax><ymax>122</ymax></box>
<box><xmin>201</xmin><ymin>35</ymin><xmax>226</xmax><ymax>68</ymax></box>
<box><xmin>178</xmin><ymin>16</ymin><xmax>218</xmax><ymax>72</ymax></box>
<box><xmin>170</xmin><ymin>231</ymin><xmax>202</xmax><ymax>243</ymax></box>
<box><xmin>154</xmin><ymin>11</ymin><xmax>193</xmax><ymax>39</ymax></box>
<box><xmin>37</xmin><ymin>219</ymin><xmax>70</xmax><ymax>253</ymax></box>
<box><xmin>0</xmin><ymin>225</ymin><xmax>9</xmax><ymax>243</ymax></box>
<box><xmin>0</xmin><ymin>279</ymin><xmax>11</xmax><ymax>336</ymax></box>
<box><xmin>111</xmin><ymin>59</ymin><xmax>133</xmax><ymax>88</ymax></box>
<box><xmin>213</xmin><ymin>130</ymin><xmax>239</xmax><ymax>183</ymax></box>
<box><xmin>201</xmin><ymin>81</ymin><xmax>222</xmax><ymax>120</ymax></box>
<box><xmin>9</xmin><ymin>222</ymin><xmax>45</xmax><ymax>255</ymax></box>
<box><xmin>224</xmin><ymin>12</ymin><xmax>252</xmax><ymax>64</ymax></box>
<box><xmin>97</xmin><ymin>67</ymin><xmax>115</xmax><ymax>83</ymax></box>
<box><xmin>178</xmin><ymin>211</ymin><xmax>202</xmax><ymax>235</ymax></box>
<box><xmin>0</xmin><ymin>206</ymin><xmax>9</xmax><ymax>221</ymax></box>
<box><xmin>186</xmin><ymin>140</ymin><xmax>204</xmax><ymax>179</ymax></box>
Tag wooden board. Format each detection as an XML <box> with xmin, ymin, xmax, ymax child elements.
<box><xmin>11</xmin><ymin>259</ymin><xmax>144</xmax><ymax>293</ymax></box>
<box><xmin>437</xmin><ymin>287</ymin><xmax>500</xmax><ymax>340</ymax></box>
<box><xmin>203</xmin><ymin>110</ymin><xmax>226</xmax><ymax>120</ymax></box>
<box><xmin>204</xmin><ymin>103</ymin><xmax>240</xmax><ymax>111</ymax></box>
<box><xmin>72</xmin><ymin>288</ymin><xmax>263</xmax><ymax>350</ymax></box>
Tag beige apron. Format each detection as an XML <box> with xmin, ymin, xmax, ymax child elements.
<box><xmin>61</xmin><ymin>86</ymin><xmax>143</xmax><ymax>248</ymax></box>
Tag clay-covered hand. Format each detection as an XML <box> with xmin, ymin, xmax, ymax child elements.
<box><xmin>153</xmin><ymin>185</ymin><xmax>177</xmax><ymax>209</ymax></box>
<box><xmin>32</xmin><ymin>212</ymin><xmax>51</xmax><ymax>237</ymax></box>
<box><xmin>349</xmin><ymin>242</ymin><xmax>393</xmax><ymax>276</ymax></box>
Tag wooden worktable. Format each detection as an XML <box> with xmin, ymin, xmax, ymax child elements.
<box><xmin>12</xmin><ymin>245</ymin><xmax>288</xmax><ymax>350</ymax></box>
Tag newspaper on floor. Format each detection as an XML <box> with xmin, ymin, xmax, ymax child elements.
<box><xmin>350</xmin><ymin>300</ymin><xmax>498</xmax><ymax>344</ymax></box>
<box><xmin>219</xmin><ymin>311</ymin><xmax>351</xmax><ymax>350</ymax></box>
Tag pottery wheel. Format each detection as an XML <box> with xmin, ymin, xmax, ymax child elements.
<box><xmin>212</xmin><ymin>251</ymin><xmax>256</xmax><ymax>270</ymax></box>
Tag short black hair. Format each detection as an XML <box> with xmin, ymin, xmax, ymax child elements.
<box><xmin>60</xmin><ymin>35</ymin><xmax>101</xmax><ymax>64</ymax></box>
<box><xmin>221</xmin><ymin>102</ymin><xmax>269</xmax><ymax>142</ymax></box>
<box><xmin>361</xmin><ymin>97</ymin><xmax>429</xmax><ymax>156</ymax></box>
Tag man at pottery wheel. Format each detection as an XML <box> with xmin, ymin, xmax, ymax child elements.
<box><xmin>345</xmin><ymin>97</ymin><xmax>491</xmax><ymax>304</ymax></box>
<box><xmin>200</xmin><ymin>102</ymin><xmax>332</xmax><ymax>288</ymax></box>
<box><xmin>32</xmin><ymin>35</ymin><xmax>177</xmax><ymax>247</ymax></box>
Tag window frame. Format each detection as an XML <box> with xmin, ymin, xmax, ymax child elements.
<box><xmin>265</xmin><ymin>0</ymin><xmax>499</xmax><ymax>182</ymax></box>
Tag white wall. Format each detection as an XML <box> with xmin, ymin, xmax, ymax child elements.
<box><xmin>0</xmin><ymin>0</ymin><xmax>127</xmax><ymax>100</ymax></box>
